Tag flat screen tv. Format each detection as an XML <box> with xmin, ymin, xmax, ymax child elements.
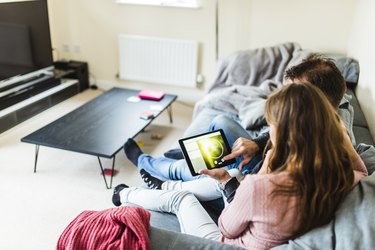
<box><xmin>0</xmin><ymin>0</ymin><xmax>53</xmax><ymax>84</ymax></box>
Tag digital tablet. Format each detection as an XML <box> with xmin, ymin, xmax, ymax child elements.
<box><xmin>178</xmin><ymin>129</ymin><xmax>236</xmax><ymax>176</ymax></box>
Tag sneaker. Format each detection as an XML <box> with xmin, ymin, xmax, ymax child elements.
<box><xmin>140</xmin><ymin>169</ymin><xmax>163</xmax><ymax>189</ymax></box>
<box><xmin>112</xmin><ymin>184</ymin><xmax>128</xmax><ymax>207</ymax></box>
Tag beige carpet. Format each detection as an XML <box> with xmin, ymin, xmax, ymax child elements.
<box><xmin>0</xmin><ymin>88</ymin><xmax>193</xmax><ymax>250</ymax></box>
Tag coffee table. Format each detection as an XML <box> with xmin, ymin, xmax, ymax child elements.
<box><xmin>21</xmin><ymin>87</ymin><xmax>177</xmax><ymax>189</ymax></box>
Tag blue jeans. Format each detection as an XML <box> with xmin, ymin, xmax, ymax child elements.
<box><xmin>138</xmin><ymin>114</ymin><xmax>263</xmax><ymax>181</ymax></box>
<box><xmin>138</xmin><ymin>154</ymin><xmax>203</xmax><ymax>181</ymax></box>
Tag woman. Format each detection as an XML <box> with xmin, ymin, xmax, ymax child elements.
<box><xmin>113</xmin><ymin>83</ymin><xmax>367</xmax><ymax>249</ymax></box>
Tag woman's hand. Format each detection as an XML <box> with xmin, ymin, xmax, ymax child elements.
<box><xmin>199</xmin><ymin>168</ymin><xmax>232</xmax><ymax>184</ymax></box>
<box><xmin>222</xmin><ymin>137</ymin><xmax>259</xmax><ymax>170</ymax></box>
<box><xmin>258</xmin><ymin>149</ymin><xmax>273</xmax><ymax>174</ymax></box>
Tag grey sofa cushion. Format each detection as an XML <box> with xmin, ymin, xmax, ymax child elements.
<box><xmin>272</xmin><ymin>172</ymin><xmax>375</xmax><ymax>250</ymax></box>
<box><xmin>122</xmin><ymin>203</ymin><xmax>180</xmax><ymax>232</ymax></box>
<box><xmin>353</xmin><ymin>126</ymin><xmax>374</xmax><ymax>146</ymax></box>
<box><xmin>272</xmin><ymin>144</ymin><xmax>375</xmax><ymax>250</ymax></box>
<box><xmin>149</xmin><ymin>226</ymin><xmax>244</xmax><ymax>250</ymax></box>
<box><xmin>347</xmin><ymin>89</ymin><xmax>369</xmax><ymax>128</ymax></box>
<box><xmin>149</xmin><ymin>210</ymin><xmax>180</xmax><ymax>232</ymax></box>
<box><xmin>345</xmin><ymin>88</ymin><xmax>373</xmax><ymax>146</ymax></box>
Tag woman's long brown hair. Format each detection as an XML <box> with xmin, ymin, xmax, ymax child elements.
<box><xmin>265</xmin><ymin>82</ymin><xmax>355</xmax><ymax>238</ymax></box>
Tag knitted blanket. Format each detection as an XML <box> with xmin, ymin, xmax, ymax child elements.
<box><xmin>57</xmin><ymin>206</ymin><xmax>151</xmax><ymax>250</ymax></box>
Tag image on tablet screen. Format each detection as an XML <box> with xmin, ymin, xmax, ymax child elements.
<box><xmin>183</xmin><ymin>130</ymin><xmax>231</xmax><ymax>171</ymax></box>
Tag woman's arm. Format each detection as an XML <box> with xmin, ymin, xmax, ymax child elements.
<box><xmin>218</xmin><ymin>176</ymin><xmax>256</xmax><ymax>238</ymax></box>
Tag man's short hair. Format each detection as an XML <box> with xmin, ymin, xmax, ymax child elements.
<box><xmin>284</xmin><ymin>54</ymin><xmax>346</xmax><ymax>108</ymax></box>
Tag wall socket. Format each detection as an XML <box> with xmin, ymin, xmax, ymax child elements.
<box><xmin>63</xmin><ymin>44</ymin><xmax>70</xmax><ymax>53</ymax></box>
<box><xmin>62</xmin><ymin>44</ymin><xmax>81</xmax><ymax>54</ymax></box>
<box><xmin>73</xmin><ymin>45</ymin><xmax>81</xmax><ymax>54</ymax></box>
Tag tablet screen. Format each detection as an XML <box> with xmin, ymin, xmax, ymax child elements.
<box><xmin>178</xmin><ymin>129</ymin><xmax>236</xmax><ymax>176</ymax></box>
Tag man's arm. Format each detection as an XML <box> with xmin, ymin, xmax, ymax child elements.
<box><xmin>223</xmin><ymin>132</ymin><xmax>269</xmax><ymax>170</ymax></box>
<box><xmin>221</xmin><ymin>177</ymin><xmax>239</xmax><ymax>203</ymax></box>
<box><xmin>338</xmin><ymin>94</ymin><xmax>356</xmax><ymax>146</ymax></box>
<box><xmin>252</xmin><ymin>132</ymin><xmax>270</xmax><ymax>153</ymax></box>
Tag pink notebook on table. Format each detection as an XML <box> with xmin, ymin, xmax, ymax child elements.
<box><xmin>138</xmin><ymin>90</ymin><xmax>165</xmax><ymax>101</ymax></box>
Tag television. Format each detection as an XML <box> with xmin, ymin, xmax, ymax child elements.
<box><xmin>0</xmin><ymin>0</ymin><xmax>53</xmax><ymax>83</ymax></box>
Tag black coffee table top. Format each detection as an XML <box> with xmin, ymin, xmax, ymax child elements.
<box><xmin>21</xmin><ymin>87</ymin><xmax>177</xmax><ymax>158</ymax></box>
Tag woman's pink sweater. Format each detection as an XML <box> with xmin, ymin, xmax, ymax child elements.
<box><xmin>218</xmin><ymin>158</ymin><xmax>368</xmax><ymax>250</ymax></box>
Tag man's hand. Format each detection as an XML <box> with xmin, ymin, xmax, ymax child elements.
<box><xmin>199</xmin><ymin>168</ymin><xmax>231</xmax><ymax>183</ymax></box>
<box><xmin>223</xmin><ymin>137</ymin><xmax>259</xmax><ymax>170</ymax></box>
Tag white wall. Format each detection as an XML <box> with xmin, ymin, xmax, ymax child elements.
<box><xmin>248</xmin><ymin>0</ymin><xmax>357</xmax><ymax>54</ymax></box>
<box><xmin>347</xmin><ymin>0</ymin><xmax>375</xmax><ymax>139</ymax></box>
<box><xmin>218</xmin><ymin>0</ymin><xmax>252</xmax><ymax>58</ymax></box>
<box><xmin>219</xmin><ymin>0</ymin><xmax>357</xmax><ymax>56</ymax></box>
<box><xmin>47</xmin><ymin>0</ymin><xmax>217</xmax><ymax>103</ymax></box>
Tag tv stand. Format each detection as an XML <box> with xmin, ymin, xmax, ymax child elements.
<box><xmin>0</xmin><ymin>73</ymin><xmax>61</xmax><ymax>110</ymax></box>
<box><xmin>0</xmin><ymin>78</ymin><xmax>79</xmax><ymax>134</ymax></box>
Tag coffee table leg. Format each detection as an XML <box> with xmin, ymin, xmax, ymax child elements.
<box><xmin>97</xmin><ymin>156</ymin><xmax>116</xmax><ymax>189</ymax></box>
<box><xmin>167</xmin><ymin>105</ymin><xmax>173</xmax><ymax>123</ymax></box>
<box><xmin>34</xmin><ymin>145</ymin><xmax>40</xmax><ymax>173</ymax></box>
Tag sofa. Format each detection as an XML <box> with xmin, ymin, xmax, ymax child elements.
<box><xmin>146</xmin><ymin>43</ymin><xmax>375</xmax><ymax>249</ymax></box>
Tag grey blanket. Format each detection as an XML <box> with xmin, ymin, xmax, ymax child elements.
<box><xmin>193</xmin><ymin>43</ymin><xmax>360</xmax><ymax>132</ymax></box>
<box><xmin>193</xmin><ymin>42</ymin><xmax>311</xmax><ymax>130</ymax></box>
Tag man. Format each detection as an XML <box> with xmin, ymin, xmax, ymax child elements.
<box><xmin>210</xmin><ymin>53</ymin><xmax>354</xmax><ymax>173</ymax></box>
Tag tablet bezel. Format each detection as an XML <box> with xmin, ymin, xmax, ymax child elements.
<box><xmin>178</xmin><ymin>129</ymin><xmax>236</xmax><ymax>176</ymax></box>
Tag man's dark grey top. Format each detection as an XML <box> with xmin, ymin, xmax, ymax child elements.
<box><xmin>21</xmin><ymin>87</ymin><xmax>177</xmax><ymax>158</ymax></box>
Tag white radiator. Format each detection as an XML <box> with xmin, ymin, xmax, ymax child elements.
<box><xmin>118</xmin><ymin>34</ymin><xmax>198</xmax><ymax>87</ymax></box>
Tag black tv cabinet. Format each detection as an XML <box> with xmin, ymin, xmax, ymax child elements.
<box><xmin>0</xmin><ymin>74</ymin><xmax>61</xmax><ymax>110</ymax></box>
<box><xmin>0</xmin><ymin>79</ymin><xmax>79</xmax><ymax>134</ymax></box>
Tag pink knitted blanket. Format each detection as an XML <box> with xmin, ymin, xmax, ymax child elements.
<box><xmin>57</xmin><ymin>206</ymin><xmax>151</xmax><ymax>250</ymax></box>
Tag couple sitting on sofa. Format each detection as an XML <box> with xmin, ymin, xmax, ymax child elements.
<box><xmin>112</xmin><ymin>55</ymin><xmax>368</xmax><ymax>249</ymax></box>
